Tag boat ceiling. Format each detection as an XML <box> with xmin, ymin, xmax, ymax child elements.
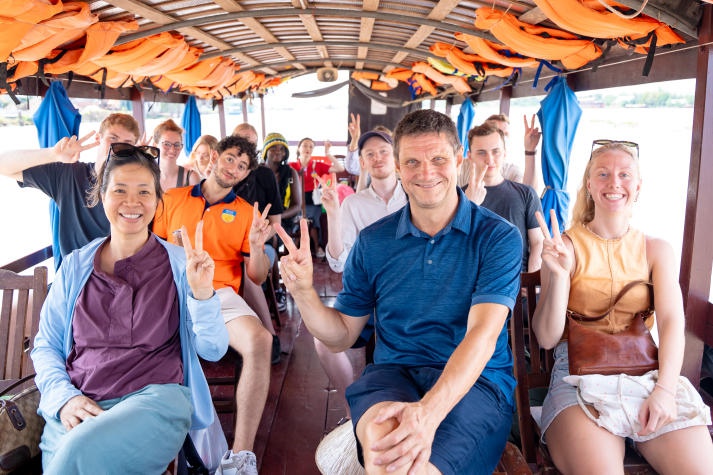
<box><xmin>1</xmin><ymin>0</ymin><xmax>706</xmax><ymax>101</ymax></box>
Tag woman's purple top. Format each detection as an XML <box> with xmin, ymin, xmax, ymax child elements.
<box><xmin>66</xmin><ymin>237</ymin><xmax>183</xmax><ymax>401</ymax></box>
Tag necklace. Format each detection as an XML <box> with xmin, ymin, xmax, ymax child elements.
<box><xmin>584</xmin><ymin>223</ymin><xmax>629</xmax><ymax>240</ymax></box>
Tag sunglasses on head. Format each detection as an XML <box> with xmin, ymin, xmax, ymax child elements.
<box><xmin>109</xmin><ymin>143</ymin><xmax>160</xmax><ymax>161</ymax></box>
<box><xmin>590</xmin><ymin>139</ymin><xmax>639</xmax><ymax>158</ymax></box>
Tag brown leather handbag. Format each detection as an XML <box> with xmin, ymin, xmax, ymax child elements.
<box><xmin>567</xmin><ymin>280</ymin><xmax>658</xmax><ymax>376</ymax></box>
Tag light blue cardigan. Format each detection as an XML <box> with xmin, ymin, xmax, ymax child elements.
<box><xmin>31</xmin><ymin>235</ymin><xmax>229</xmax><ymax>430</ymax></box>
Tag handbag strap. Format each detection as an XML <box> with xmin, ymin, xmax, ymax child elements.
<box><xmin>0</xmin><ymin>373</ymin><xmax>36</xmax><ymax>397</ymax></box>
<box><xmin>567</xmin><ymin>280</ymin><xmax>653</xmax><ymax>322</ymax></box>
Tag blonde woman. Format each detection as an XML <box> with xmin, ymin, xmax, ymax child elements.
<box><xmin>187</xmin><ymin>134</ymin><xmax>218</xmax><ymax>179</ymax></box>
<box><xmin>533</xmin><ymin>140</ymin><xmax>713</xmax><ymax>474</ymax></box>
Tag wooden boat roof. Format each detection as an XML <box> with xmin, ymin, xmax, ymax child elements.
<box><xmin>0</xmin><ymin>1</ymin><xmax>706</xmax><ymax>101</ymax></box>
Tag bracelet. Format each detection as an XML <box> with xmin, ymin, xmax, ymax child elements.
<box><xmin>654</xmin><ymin>382</ymin><xmax>676</xmax><ymax>397</ymax></box>
<box><xmin>525</xmin><ymin>150</ymin><xmax>536</xmax><ymax>156</ymax></box>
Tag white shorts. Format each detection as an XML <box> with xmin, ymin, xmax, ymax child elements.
<box><xmin>216</xmin><ymin>287</ymin><xmax>259</xmax><ymax>323</ymax></box>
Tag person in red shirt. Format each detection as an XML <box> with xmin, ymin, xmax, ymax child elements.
<box><xmin>289</xmin><ymin>137</ymin><xmax>344</xmax><ymax>258</ymax></box>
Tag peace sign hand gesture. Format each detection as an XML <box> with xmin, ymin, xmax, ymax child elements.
<box><xmin>315</xmin><ymin>172</ymin><xmax>339</xmax><ymax>214</ymax></box>
<box><xmin>53</xmin><ymin>131</ymin><xmax>99</xmax><ymax>164</ymax></box>
<box><xmin>524</xmin><ymin>114</ymin><xmax>541</xmax><ymax>152</ymax></box>
<box><xmin>181</xmin><ymin>221</ymin><xmax>215</xmax><ymax>300</ymax></box>
<box><xmin>274</xmin><ymin>219</ymin><xmax>313</xmax><ymax>295</ymax></box>
<box><xmin>535</xmin><ymin>210</ymin><xmax>571</xmax><ymax>277</ymax></box>
<box><xmin>348</xmin><ymin>113</ymin><xmax>361</xmax><ymax>147</ymax></box>
<box><xmin>249</xmin><ymin>202</ymin><xmax>272</xmax><ymax>248</ymax></box>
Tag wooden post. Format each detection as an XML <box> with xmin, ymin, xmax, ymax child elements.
<box><xmin>130</xmin><ymin>86</ymin><xmax>145</xmax><ymax>136</ymax></box>
<box><xmin>216</xmin><ymin>99</ymin><xmax>226</xmax><ymax>138</ymax></box>
<box><xmin>499</xmin><ymin>86</ymin><xmax>512</xmax><ymax>117</ymax></box>
<box><xmin>680</xmin><ymin>4</ymin><xmax>713</xmax><ymax>384</ymax></box>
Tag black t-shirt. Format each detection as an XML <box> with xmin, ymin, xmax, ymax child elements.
<box><xmin>481</xmin><ymin>180</ymin><xmax>541</xmax><ymax>271</ymax></box>
<box><xmin>21</xmin><ymin>161</ymin><xmax>110</xmax><ymax>261</ymax></box>
<box><xmin>233</xmin><ymin>165</ymin><xmax>284</xmax><ymax>215</ymax></box>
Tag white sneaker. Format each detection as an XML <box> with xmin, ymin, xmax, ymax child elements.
<box><xmin>216</xmin><ymin>450</ymin><xmax>258</xmax><ymax>475</ymax></box>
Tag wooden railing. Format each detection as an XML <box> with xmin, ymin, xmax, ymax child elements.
<box><xmin>0</xmin><ymin>245</ymin><xmax>53</xmax><ymax>273</ymax></box>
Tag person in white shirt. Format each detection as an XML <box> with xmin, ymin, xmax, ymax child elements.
<box><xmin>316</xmin><ymin>129</ymin><xmax>407</xmax><ymax>420</ymax></box>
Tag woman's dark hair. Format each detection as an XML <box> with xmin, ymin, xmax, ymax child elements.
<box><xmin>87</xmin><ymin>149</ymin><xmax>163</xmax><ymax>208</ymax></box>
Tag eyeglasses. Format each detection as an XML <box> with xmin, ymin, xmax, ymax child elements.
<box><xmin>109</xmin><ymin>143</ymin><xmax>160</xmax><ymax>161</ymax></box>
<box><xmin>161</xmin><ymin>141</ymin><xmax>183</xmax><ymax>150</ymax></box>
<box><xmin>590</xmin><ymin>139</ymin><xmax>639</xmax><ymax>158</ymax></box>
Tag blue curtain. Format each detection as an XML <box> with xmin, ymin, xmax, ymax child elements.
<box><xmin>537</xmin><ymin>77</ymin><xmax>581</xmax><ymax>234</ymax></box>
<box><xmin>32</xmin><ymin>81</ymin><xmax>81</xmax><ymax>270</ymax></box>
<box><xmin>181</xmin><ymin>96</ymin><xmax>201</xmax><ymax>155</ymax></box>
<box><xmin>457</xmin><ymin>97</ymin><xmax>476</xmax><ymax>155</ymax></box>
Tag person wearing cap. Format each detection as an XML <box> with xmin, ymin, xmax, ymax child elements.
<box><xmin>263</xmin><ymin>132</ymin><xmax>303</xmax><ymax>233</ymax></box>
<box><xmin>314</xmin><ymin>128</ymin><xmax>408</xmax><ymax>421</ymax></box>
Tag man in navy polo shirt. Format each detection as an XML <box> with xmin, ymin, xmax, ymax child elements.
<box><xmin>276</xmin><ymin>109</ymin><xmax>522</xmax><ymax>475</ymax></box>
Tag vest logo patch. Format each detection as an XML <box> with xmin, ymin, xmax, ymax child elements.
<box><xmin>221</xmin><ymin>209</ymin><xmax>237</xmax><ymax>223</ymax></box>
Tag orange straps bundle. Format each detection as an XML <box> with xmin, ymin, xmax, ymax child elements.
<box><xmin>454</xmin><ymin>34</ymin><xmax>540</xmax><ymax>69</ymax></box>
<box><xmin>532</xmin><ymin>0</ymin><xmax>683</xmax><ymax>51</ymax></box>
<box><xmin>412</xmin><ymin>62</ymin><xmax>471</xmax><ymax>94</ymax></box>
<box><xmin>473</xmin><ymin>7</ymin><xmax>602</xmax><ymax>70</ymax></box>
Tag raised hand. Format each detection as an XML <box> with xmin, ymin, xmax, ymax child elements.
<box><xmin>181</xmin><ymin>221</ymin><xmax>215</xmax><ymax>300</ymax></box>
<box><xmin>535</xmin><ymin>209</ymin><xmax>571</xmax><ymax>277</ymax></box>
<box><xmin>135</xmin><ymin>131</ymin><xmax>149</xmax><ymax>147</ymax></box>
<box><xmin>324</xmin><ymin>140</ymin><xmax>332</xmax><ymax>156</ymax></box>
<box><xmin>348</xmin><ymin>113</ymin><xmax>361</xmax><ymax>148</ymax></box>
<box><xmin>274</xmin><ymin>219</ymin><xmax>314</xmax><ymax>294</ymax></box>
<box><xmin>249</xmin><ymin>202</ymin><xmax>272</xmax><ymax>248</ymax></box>
<box><xmin>53</xmin><ymin>131</ymin><xmax>99</xmax><ymax>163</ymax></box>
<box><xmin>524</xmin><ymin>114</ymin><xmax>541</xmax><ymax>152</ymax></box>
<box><xmin>464</xmin><ymin>160</ymin><xmax>487</xmax><ymax>205</ymax></box>
<box><xmin>315</xmin><ymin>172</ymin><xmax>339</xmax><ymax>214</ymax></box>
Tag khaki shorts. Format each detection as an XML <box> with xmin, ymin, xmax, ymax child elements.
<box><xmin>216</xmin><ymin>287</ymin><xmax>259</xmax><ymax>323</ymax></box>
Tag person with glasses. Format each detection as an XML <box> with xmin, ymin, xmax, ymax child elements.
<box><xmin>31</xmin><ymin>144</ymin><xmax>229</xmax><ymax>474</ymax></box>
<box><xmin>0</xmin><ymin>113</ymin><xmax>141</xmax><ymax>268</ymax></box>
<box><xmin>152</xmin><ymin>135</ymin><xmax>274</xmax><ymax>475</ymax></box>
<box><xmin>152</xmin><ymin>118</ymin><xmax>200</xmax><ymax>191</ymax></box>
<box><xmin>532</xmin><ymin>140</ymin><xmax>713</xmax><ymax>474</ymax></box>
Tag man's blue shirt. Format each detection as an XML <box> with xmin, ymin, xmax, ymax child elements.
<box><xmin>334</xmin><ymin>188</ymin><xmax>522</xmax><ymax>403</ymax></box>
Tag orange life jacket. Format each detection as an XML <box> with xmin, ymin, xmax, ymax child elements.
<box><xmin>473</xmin><ymin>7</ymin><xmax>602</xmax><ymax>70</ymax></box>
<box><xmin>454</xmin><ymin>33</ymin><xmax>540</xmax><ymax>69</ymax></box>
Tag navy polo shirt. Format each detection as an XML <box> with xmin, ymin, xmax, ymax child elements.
<box><xmin>335</xmin><ymin>188</ymin><xmax>522</xmax><ymax>403</ymax></box>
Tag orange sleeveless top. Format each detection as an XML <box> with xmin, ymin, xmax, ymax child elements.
<box><xmin>566</xmin><ymin>223</ymin><xmax>653</xmax><ymax>335</ymax></box>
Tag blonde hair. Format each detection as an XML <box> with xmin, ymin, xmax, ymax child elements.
<box><xmin>571</xmin><ymin>142</ymin><xmax>640</xmax><ymax>226</ymax></box>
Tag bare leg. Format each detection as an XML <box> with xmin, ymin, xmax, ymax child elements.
<box><xmin>313</xmin><ymin>337</ymin><xmax>353</xmax><ymax>417</ymax></box>
<box><xmin>545</xmin><ymin>405</ymin><xmax>626</xmax><ymax>475</ymax></box>
<box><xmin>637</xmin><ymin>425</ymin><xmax>713</xmax><ymax>474</ymax></box>
<box><xmin>225</xmin><ymin>316</ymin><xmax>272</xmax><ymax>452</ymax></box>
<box><xmin>242</xmin><ymin>277</ymin><xmax>276</xmax><ymax>336</ymax></box>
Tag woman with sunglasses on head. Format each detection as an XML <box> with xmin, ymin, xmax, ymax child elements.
<box><xmin>31</xmin><ymin>144</ymin><xmax>229</xmax><ymax>475</ymax></box>
<box><xmin>532</xmin><ymin>141</ymin><xmax>713</xmax><ymax>474</ymax></box>
<box><xmin>153</xmin><ymin>118</ymin><xmax>201</xmax><ymax>191</ymax></box>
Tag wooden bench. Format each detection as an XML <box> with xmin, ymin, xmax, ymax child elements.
<box><xmin>510</xmin><ymin>271</ymin><xmax>656</xmax><ymax>474</ymax></box>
